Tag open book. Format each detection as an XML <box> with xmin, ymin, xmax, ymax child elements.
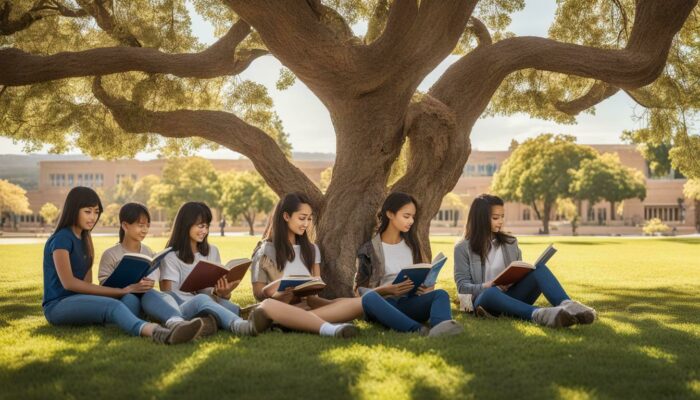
<box><xmin>102</xmin><ymin>247</ymin><xmax>172</xmax><ymax>288</ymax></box>
<box><xmin>391</xmin><ymin>252</ymin><xmax>448</xmax><ymax>296</ymax></box>
<box><xmin>492</xmin><ymin>244</ymin><xmax>557</xmax><ymax>286</ymax></box>
<box><xmin>178</xmin><ymin>258</ymin><xmax>252</xmax><ymax>292</ymax></box>
<box><xmin>264</xmin><ymin>275</ymin><xmax>326</xmax><ymax>297</ymax></box>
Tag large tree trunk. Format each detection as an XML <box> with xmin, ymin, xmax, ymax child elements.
<box><xmin>541</xmin><ymin>201</ymin><xmax>552</xmax><ymax>235</ymax></box>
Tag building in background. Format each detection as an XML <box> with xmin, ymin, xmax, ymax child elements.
<box><xmin>11</xmin><ymin>144</ymin><xmax>696</xmax><ymax>235</ymax></box>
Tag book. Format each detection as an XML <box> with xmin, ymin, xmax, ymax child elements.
<box><xmin>491</xmin><ymin>244</ymin><xmax>557</xmax><ymax>286</ymax></box>
<box><xmin>264</xmin><ymin>275</ymin><xmax>327</xmax><ymax>297</ymax></box>
<box><xmin>178</xmin><ymin>258</ymin><xmax>252</xmax><ymax>292</ymax></box>
<box><xmin>102</xmin><ymin>247</ymin><xmax>172</xmax><ymax>288</ymax></box>
<box><xmin>391</xmin><ymin>252</ymin><xmax>448</xmax><ymax>296</ymax></box>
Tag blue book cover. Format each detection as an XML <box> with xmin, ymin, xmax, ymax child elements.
<box><xmin>277</xmin><ymin>276</ymin><xmax>316</xmax><ymax>291</ymax></box>
<box><xmin>392</xmin><ymin>252</ymin><xmax>447</xmax><ymax>296</ymax></box>
<box><xmin>102</xmin><ymin>248</ymin><xmax>172</xmax><ymax>288</ymax></box>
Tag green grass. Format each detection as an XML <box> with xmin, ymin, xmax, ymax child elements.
<box><xmin>1</xmin><ymin>236</ymin><xmax>699</xmax><ymax>399</ymax></box>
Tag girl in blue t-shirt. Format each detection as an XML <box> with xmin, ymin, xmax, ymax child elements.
<box><xmin>42</xmin><ymin>186</ymin><xmax>201</xmax><ymax>344</ymax></box>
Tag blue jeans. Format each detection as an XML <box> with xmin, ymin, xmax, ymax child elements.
<box><xmin>43</xmin><ymin>294</ymin><xmax>147</xmax><ymax>336</ymax></box>
<box><xmin>164</xmin><ymin>292</ymin><xmax>241</xmax><ymax>329</ymax></box>
<box><xmin>120</xmin><ymin>290</ymin><xmax>184</xmax><ymax>324</ymax></box>
<box><xmin>361</xmin><ymin>289</ymin><xmax>452</xmax><ymax>332</ymax></box>
<box><xmin>474</xmin><ymin>264</ymin><xmax>570</xmax><ymax>320</ymax></box>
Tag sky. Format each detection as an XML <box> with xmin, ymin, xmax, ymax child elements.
<box><xmin>0</xmin><ymin>2</ymin><xmax>648</xmax><ymax>159</ymax></box>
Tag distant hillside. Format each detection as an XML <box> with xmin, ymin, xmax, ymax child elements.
<box><xmin>0</xmin><ymin>154</ymin><xmax>89</xmax><ymax>190</ymax></box>
<box><xmin>292</xmin><ymin>152</ymin><xmax>335</xmax><ymax>161</ymax></box>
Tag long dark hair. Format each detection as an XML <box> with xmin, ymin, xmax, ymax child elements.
<box><xmin>270</xmin><ymin>193</ymin><xmax>315</xmax><ymax>272</ymax></box>
<box><xmin>166</xmin><ymin>202</ymin><xmax>212</xmax><ymax>264</ymax></box>
<box><xmin>377</xmin><ymin>192</ymin><xmax>424</xmax><ymax>263</ymax></box>
<box><xmin>465</xmin><ymin>194</ymin><xmax>515</xmax><ymax>264</ymax></box>
<box><xmin>54</xmin><ymin>186</ymin><xmax>103</xmax><ymax>268</ymax></box>
<box><xmin>119</xmin><ymin>202</ymin><xmax>151</xmax><ymax>243</ymax></box>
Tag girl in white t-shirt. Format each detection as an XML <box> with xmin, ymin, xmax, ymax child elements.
<box><xmin>161</xmin><ymin>200</ymin><xmax>359</xmax><ymax>338</ymax></box>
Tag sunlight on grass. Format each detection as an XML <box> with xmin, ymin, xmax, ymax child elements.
<box><xmin>556</xmin><ymin>385</ymin><xmax>597</xmax><ymax>400</ymax></box>
<box><xmin>514</xmin><ymin>322</ymin><xmax>548</xmax><ymax>338</ymax></box>
<box><xmin>599</xmin><ymin>314</ymin><xmax>640</xmax><ymax>335</ymax></box>
<box><xmin>153</xmin><ymin>342</ymin><xmax>223</xmax><ymax>391</ymax></box>
<box><xmin>321</xmin><ymin>344</ymin><xmax>472</xmax><ymax>399</ymax></box>
<box><xmin>688</xmin><ymin>380</ymin><xmax>700</xmax><ymax>395</ymax></box>
<box><xmin>636</xmin><ymin>345</ymin><xmax>677</xmax><ymax>364</ymax></box>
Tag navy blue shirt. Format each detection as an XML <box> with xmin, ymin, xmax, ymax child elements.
<box><xmin>42</xmin><ymin>227</ymin><xmax>90</xmax><ymax>307</ymax></box>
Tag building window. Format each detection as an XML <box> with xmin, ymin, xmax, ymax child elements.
<box><xmin>645</xmin><ymin>206</ymin><xmax>682</xmax><ymax>222</ymax></box>
<box><xmin>596</xmin><ymin>208</ymin><xmax>607</xmax><ymax>225</ymax></box>
<box><xmin>523</xmin><ymin>209</ymin><xmax>531</xmax><ymax>221</ymax></box>
<box><xmin>96</xmin><ymin>173</ymin><xmax>104</xmax><ymax>187</ymax></box>
<box><xmin>68</xmin><ymin>174</ymin><xmax>74</xmax><ymax>187</ymax></box>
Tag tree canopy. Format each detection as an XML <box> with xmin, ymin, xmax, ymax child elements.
<box><xmin>1</xmin><ymin>0</ymin><xmax>696</xmax><ymax>296</ymax></box>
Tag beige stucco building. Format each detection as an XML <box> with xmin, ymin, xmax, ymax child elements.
<box><xmin>14</xmin><ymin>145</ymin><xmax>697</xmax><ymax>235</ymax></box>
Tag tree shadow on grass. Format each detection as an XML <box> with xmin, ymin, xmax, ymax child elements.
<box><xmin>1</xmin><ymin>286</ymin><xmax>698</xmax><ymax>400</ymax></box>
<box><xmin>0</xmin><ymin>284</ymin><xmax>42</xmax><ymax>328</ymax></box>
<box><xmin>315</xmin><ymin>286</ymin><xmax>699</xmax><ymax>399</ymax></box>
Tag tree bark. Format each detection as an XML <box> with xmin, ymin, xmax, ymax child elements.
<box><xmin>610</xmin><ymin>201</ymin><xmax>616</xmax><ymax>221</ymax></box>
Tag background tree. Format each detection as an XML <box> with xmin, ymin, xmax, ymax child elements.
<box><xmin>0</xmin><ymin>0</ymin><xmax>696</xmax><ymax>296</ymax></box>
<box><xmin>555</xmin><ymin>198</ymin><xmax>580</xmax><ymax>236</ymax></box>
<box><xmin>440</xmin><ymin>192</ymin><xmax>467</xmax><ymax>228</ymax></box>
<box><xmin>100</xmin><ymin>203</ymin><xmax>121</xmax><ymax>227</ymax></box>
<box><xmin>0</xmin><ymin>179</ymin><xmax>32</xmax><ymax>230</ymax></box>
<box><xmin>131</xmin><ymin>174</ymin><xmax>161</xmax><ymax>206</ymax></box>
<box><xmin>492</xmin><ymin>134</ymin><xmax>598</xmax><ymax>234</ymax></box>
<box><xmin>219</xmin><ymin>171</ymin><xmax>278</xmax><ymax>236</ymax></box>
<box><xmin>683</xmin><ymin>179</ymin><xmax>700</xmax><ymax>231</ymax></box>
<box><xmin>150</xmin><ymin>157</ymin><xmax>221</xmax><ymax>219</ymax></box>
<box><xmin>39</xmin><ymin>202</ymin><xmax>59</xmax><ymax>229</ymax></box>
<box><xmin>570</xmin><ymin>153</ymin><xmax>647</xmax><ymax>221</ymax></box>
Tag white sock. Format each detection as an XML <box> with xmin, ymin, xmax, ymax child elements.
<box><xmin>165</xmin><ymin>317</ymin><xmax>185</xmax><ymax>329</ymax></box>
<box><xmin>231</xmin><ymin>319</ymin><xmax>246</xmax><ymax>332</ymax></box>
<box><xmin>319</xmin><ymin>322</ymin><xmax>344</xmax><ymax>337</ymax></box>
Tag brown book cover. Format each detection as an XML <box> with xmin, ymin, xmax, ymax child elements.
<box><xmin>179</xmin><ymin>258</ymin><xmax>252</xmax><ymax>292</ymax></box>
<box><xmin>292</xmin><ymin>280</ymin><xmax>326</xmax><ymax>297</ymax></box>
<box><xmin>492</xmin><ymin>261</ymin><xmax>535</xmax><ymax>286</ymax></box>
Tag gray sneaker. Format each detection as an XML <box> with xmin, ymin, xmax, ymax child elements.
<box><xmin>560</xmin><ymin>300</ymin><xmax>597</xmax><ymax>325</ymax></box>
<box><xmin>532</xmin><ymin>307</ymin><xmax>576</xmax><ymax>328</ymax></box>
<box><xmin>230</xmin><ymin>320</ymin><xmax>257</xmax><ymax>336</ymax></box>
<box><xmin>334</xmin><ymin>323</ymin><xmax>357</xmax><ymax>338</ymax></box>
<box><xmin>428</xmin><ymin>320</ymin><xmax>464</xmax><ymax>338</ymax></box>
<box><xmin>152</xmin><ymin>319</ymin><xmax>203</xmax><ymax>345</ymax></box>
<box><xmin>194</xmin><ymin>314</ymin><xmax>219</xmax><ymax>338</ymax></box>
<box><xmin>249</xmin><ymin>306</ymin><xmax>273</xmax><ymax>334</ymax></box>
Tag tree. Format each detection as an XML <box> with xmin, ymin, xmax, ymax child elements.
<box><xmin>440</xmin><ymin>192</ymin><xmax>467</xmax><ymax>227</ymax></box>
<box><xmin>0</xmin><ymin>1</ymin><xmax>696</xmax><ymax>296</ymax></box>
<box><xmin>683</xmin><ymin>179</ymin><xmax>700</xmax><ymax>231</ymax></box>
<box><xmin>220</xmin><ymin>171</ymin><xmax>278</xmax><ymax>236</ymax></box>
<box><xmin>131</xmin><ymin>175</ymin><xmax>161</xmax><ymax>206</ymax></box>
<box><xmin>555</xmin><ymin>198</ymin><xmax>579</xmax><ymax>236</ymax></box>
<box><xmin>101</xmin><ymin>203</ymin><xmax>121</xmax><ymax>227</ymax></box>
<box><xmin>150</xmin><ymin>157</ymin><xmax>222</xmax><ymax>218</ymax></box>
<box><xmin>112</xmin><ymin>176</ymin><xmax>136</xmax><ymax>204</ymax></box>
<box><xmin>492</xmin><ymin>134</ymin><xmax>598</xmax><ymax>234</ymax></box>
<box><xmin>570</xmin><ymin>153</ymin><xmax>647</xmax><ymax>221</ymax></box>
<box><xmin>39</xmin><ymin>202</ymin><xmax>59</xmax><ymax>229</ymax></box>
<box><xmin>0</xmin><ymin>179</ymin><xmax>31</xmax><ymax>229</ymax></box>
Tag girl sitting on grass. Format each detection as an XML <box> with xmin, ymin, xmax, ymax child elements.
<box><xmin>355</xmin><ymin>192</ymin><xmax>463</xmax><ymax>337</ymax></box>
<box><xmin>161</xmin><ymin>200</ymin><xmax>360</xmax><ymax>338</ymax></box>
<box><xmin>98</xmin><ymin>202</ymin><xmax>207</xmax><ymax>337</ymax></box>
<box><xmin>42</xmin><ymin>187</ymin><xmax>201</xmax><ymax>344</ymax></box>
<box><xmin>453</xmin><ymin>194</ymin><xmax>596</xmax><ymax>328</ymax></box>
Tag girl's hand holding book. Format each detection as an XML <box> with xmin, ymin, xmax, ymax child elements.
<box><xmin>271</xmin><ymin>287</ymin><xmax>295</xmax><ymax>303</ymax></box>
<box><xmin>124</xmin><ymin>279</ymin><xmax>154</xmax><ymax>294</ymax></box>
<box><xmin>379</xmin><ymin>279</ymin><xmax>414</xmax><ymax>296</ymax></box>
<box><xmin>415</xmin><ymin>285</ymin><xmax>434</xmax><ymax>296</ymax></box>
<box><xmin>213</xmin><ymin>277</ymin><xmax>239</xmax><ymax>299</ymax></box>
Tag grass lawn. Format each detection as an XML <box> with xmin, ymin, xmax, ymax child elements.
<box><xmin>0</xmin><ymin>235</ymin><xmax>699</xmax><ymax>399</ymax></box>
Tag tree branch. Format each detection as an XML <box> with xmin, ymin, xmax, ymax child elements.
<box><xmin>468</xmin><ymin>16</ymin><xmax>492</xmax><ymax>47</ymax></box>
<box><xmin>0</xmin><ymin>20</ymin><xmax>267</xmax><ymax>86</ymax></box>
<box><xmin>91</xmin><ymin>76</ymin><xmax>323</xmax><ymax>206</ymax></box>
<box><xmin>0</xmin><ymin>0</ymin><xmax>87</xmax><ymax>35</ymax></box>
<box><xmin>75</xmin><ymin>0</ymin><xmax>141</xmax><ymax>47</ymax></box>
<box><xmin>430</xmin><ymin>0</ymin><xmax>697</xmax><ymax>129</ymax></box>
<box><xmin>554</xmin><ymin>81</ymin><xmax>620</xmax><ymax>115</ymax></box>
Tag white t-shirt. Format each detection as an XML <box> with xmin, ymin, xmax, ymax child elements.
<box><xmin>380</xmin><ymin>240</ymin><xmax>414</xmax><ymax>286</ymax></box>
<box><xmin>160</xmin><ymin>245</ymin><xmax>221</xmax><ymax>300</ymax></box>
<box><xmin>98</xmin><ymin>242</ymin><xmax>158</xmax><ymax>284</ymax></box>
<box><xmin>484</xmin><ymin>240</ymin><xmax>507</xmax><ymax>282</ymax></box>
<box><xmin>282</xmin><ymin>244</ymin><xmax>321</xmax><ymax>277</ymax></box>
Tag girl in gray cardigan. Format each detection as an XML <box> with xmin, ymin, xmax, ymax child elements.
<box><xmin>453</xmin><ymin>194</ymin><xmax>596</xmax><ymax>328</ymax></box>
